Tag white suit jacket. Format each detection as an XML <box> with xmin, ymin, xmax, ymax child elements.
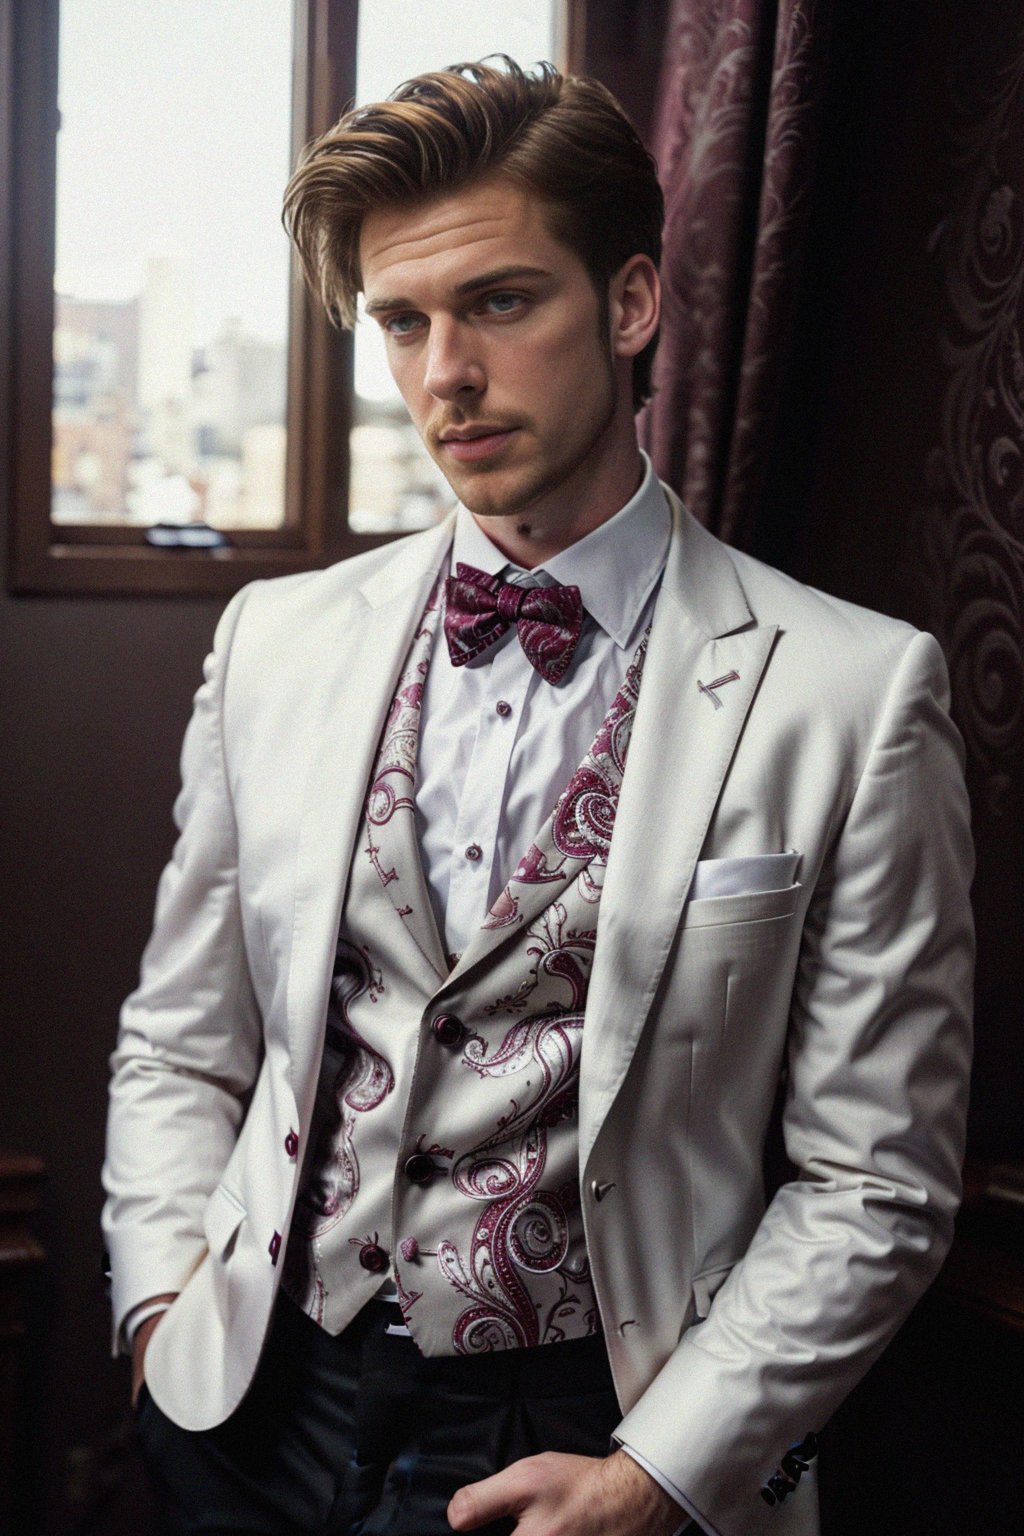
<box><xmin>102</xmin><ymin>488</ymin><xmax>974</xmax><ymax>1536</ymax></box>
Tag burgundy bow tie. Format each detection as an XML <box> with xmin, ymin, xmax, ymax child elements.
<box><xmin>443</xmin><ymin>563</ymin><xmax>584</xmax><ymax>685</ymax></box>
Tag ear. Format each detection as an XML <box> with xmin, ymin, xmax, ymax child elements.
<box><xmin>609</xmin><ymin>254</ymin><xmax>660</xmax><ymax>362</ymax></box>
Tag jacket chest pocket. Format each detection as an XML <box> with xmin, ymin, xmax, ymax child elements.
<box><xmin>683</xmin><ymin>880</ymin><xmax>801</xmax><ymax>933</ymax></box>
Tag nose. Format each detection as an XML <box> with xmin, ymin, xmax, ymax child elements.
<box><xmin>422</xmin><ymin>317</ymin><xmax>484</xmax><ymax>401</ymax></box>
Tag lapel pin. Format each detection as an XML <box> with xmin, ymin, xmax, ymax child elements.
<box><xmin>697</xmin><ymin>671</ymin><xmax>741</xmax><ymax>709</ymax></box>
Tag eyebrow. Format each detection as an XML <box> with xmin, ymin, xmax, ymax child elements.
<box><xmin>364</xmin><ymin>265</ymin><xmax>552</xmax><ymax>317</ymax></box>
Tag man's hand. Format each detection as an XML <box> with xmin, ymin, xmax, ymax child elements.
<box><xmin>130</xmin><ymin>1300</ymin><xmax>175</xmax><ymax>1408</ymax></box>
<box><xmin>447</xmin><ymin>1449</ymin><xmax>684</xmax><ymax>1535</ymax></box>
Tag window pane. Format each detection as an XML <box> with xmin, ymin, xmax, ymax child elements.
<box><xmin>350</xmin><ymin>3</ymin><xmax>560</xmax><ymax>536</ymax></box>
<box><xmin>51</xmin><ymin>0</ymin><xmax>293</xmax><ymax>530</ymax></box>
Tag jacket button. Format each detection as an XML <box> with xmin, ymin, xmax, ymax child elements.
<box><xmin>268</xmin><ymin>1230</ymin><xmax>281</xmax><ymax>1265</ymax></box>
<box><xmin>432</xmin><ymin>1013</ymin><xmax>464</xmax><ymax>1046</ymax></box>
<box><xmin>284</xmin><ymin>1130</ymin><xmax>299</xmax><ymax>1158</ymax></box>
<box><xmin>404</xmin><ymin>1153</ymin><xmax>436</xmax><ymax>1185</ymax></box>
<box><xmin>590</xmin><ymin>1179</ymin><xmax>615</xmax><ymax>1202</ymax></box>
<box><xmin>358</xmin><ymin>1241</ymin><xmax>389</xmax><ymax>1274</ymax></box>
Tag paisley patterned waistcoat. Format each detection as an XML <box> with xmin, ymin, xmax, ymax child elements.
<box><xmin>283</xmin><ymin>584</ymin><xmax>649</xmax><ymax>1356</ymax></box>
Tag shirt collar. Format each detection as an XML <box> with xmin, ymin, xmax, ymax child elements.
<box><xmin>450</xmin><ymin>451</ymin><xmax>670</xmax><ymax>649</ymax></box>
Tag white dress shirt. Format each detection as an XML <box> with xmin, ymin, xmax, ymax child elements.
<box><xmin>416</xmin><ymin>451</ymin><xmax>670</xmax><ymax>961</ymax></box>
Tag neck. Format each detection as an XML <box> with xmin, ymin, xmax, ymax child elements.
<box><xmin>471</xmin><ymin>422</ymin><xmax>644</xmax><ymax>569</ymax></box>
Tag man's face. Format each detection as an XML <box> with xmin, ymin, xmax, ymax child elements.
<box><xmin>360</xmin><ymin>176</ymin><xmax>628</xmax><ymax>527</ymax></box>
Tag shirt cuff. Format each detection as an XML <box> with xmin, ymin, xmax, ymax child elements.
<box><xmin>617</xmin><ymin>1442</ymin><xmax>703</xmax><ymax>1534</ymax></box>
<box><xmin>121</xmin><ymin>1298</ymin><xmax>176</xmax><ymax>1353</ymax></box>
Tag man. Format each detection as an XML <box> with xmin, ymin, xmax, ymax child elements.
<box><xmin>103</xmin><ymin>59</ymin><xmax>974</xmax><ymax>1536</ymax></box>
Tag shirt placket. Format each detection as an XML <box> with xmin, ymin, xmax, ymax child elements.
<box><xmin>445</xmin><ymin>628</ymin><xmax>530</xmax><ymax>951</ymax></box>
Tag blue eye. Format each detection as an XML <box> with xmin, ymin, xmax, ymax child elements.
<box><xmin>484</xmin><ymin>292</ymin><xmax>522</xmax><ymax>314</ymax></box>
<box><xmin>383</xmin><ymin>313</ymin><xmax>422</xmax><ymax>336</ymax></box>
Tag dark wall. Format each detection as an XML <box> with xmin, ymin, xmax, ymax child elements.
<box><xmin>0</xmin><ymin>575</ymin><xmax>223</xmax><ymax>1532</ymax></box>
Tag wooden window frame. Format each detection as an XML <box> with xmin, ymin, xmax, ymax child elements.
<box><xmin>1</xmin><ymin>0</ymin><xmax>583</xmax><ymax>597</ymax></box>
<box><xmin>1</xmin><ymin>0</ymin><xmax>363</xmax><ymax>596</ymax></box>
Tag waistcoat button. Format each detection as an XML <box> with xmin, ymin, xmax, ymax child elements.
<box><xmin>404</xmin><ymin>1153</ymin><xmax>436</xmax><ymax>1185</ymax></box>
<box><xmin>358</xmin><ymin>1242</ymin><xmax>389</xmax><ymax>1274</ymax></box>
<box><xmin>284</xmin><ymin>1130</ymin><xmax>299</xmax><ymax>1158</ymax></box>
<box><xmin>268</xmin><ymin>1230</ymin><xmax>281</xmax><ymax>1265</ymax></box>
<box><xmin>432</xmin><ymin>1013</ymin><xmax>464</xmax><ymax>1046</ymax></box>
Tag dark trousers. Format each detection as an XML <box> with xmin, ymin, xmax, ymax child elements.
<box><xmin>135</xmin><ymin>1295</ymin><xmax>621</xmax><ymax>1536</ymax></box>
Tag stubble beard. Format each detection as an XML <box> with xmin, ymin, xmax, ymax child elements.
<box><xmin>429</xmin><ymin>340</ymin><xmax>620</xmax><ymax>523</ymax></box>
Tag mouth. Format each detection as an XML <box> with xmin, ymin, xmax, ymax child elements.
<box><xmin>437</xmin><ymin>426</ymin><xmax>519</xmax><ymax>464</ymax></box>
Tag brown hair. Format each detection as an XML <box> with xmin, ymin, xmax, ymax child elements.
<box><xmin>283</xmin><ymin>57</ymin><xmax>663</xmax><ymax>408</ymax></box>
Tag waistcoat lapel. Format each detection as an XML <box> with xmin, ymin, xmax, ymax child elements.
<box><xmin>447</xmin><ymin>628</ymin><xmax>650</xmax><ymax>988</ymax></box>
<box><xmin>362</xmin><ymin>577</ymin><xmax>448</xmax><ymax>984</ymax></box>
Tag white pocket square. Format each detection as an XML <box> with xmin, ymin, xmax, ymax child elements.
<box><xmin>689</xmin><ymin>851</ymin><xmax>799</xmax><ymax>901</ymax></box>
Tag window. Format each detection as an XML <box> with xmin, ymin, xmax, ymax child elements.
<box><xmin>3</xmin><ymin>1</ymin><xmax>573</xmax><ymax>596</ymax></box>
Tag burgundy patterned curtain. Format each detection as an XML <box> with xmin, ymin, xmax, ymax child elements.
<box><xmin>640</xmin><ymin>0</ymin><xmax>834</xmax><ymax>549</ymax></box>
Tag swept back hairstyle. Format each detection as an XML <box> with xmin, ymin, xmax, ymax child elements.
<box><xmin>283</xmin><ymin>57</ymin><xmax>664</xmax><ymax>409</ymax></box>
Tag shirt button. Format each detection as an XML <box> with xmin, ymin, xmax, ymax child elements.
<box><xmin>495</xmin><ymin>699</ymin><xmax>512</xmax><ymax>717</ymax></box>
<box><xmin>465</xmin><ymin>843</ymin><xmax>482</xmax><ymax>862</ymax></box>
<box><xmin>432</xmin><ymin>1013</ymin><xmax>465</xmax><ymax>1046</ymax></box>
<box><xmin>358</xmin><ymin>1241</ymin><xmax>389</xmax><ymax>1274</ymax></box>
<box><xmin>404</xmin><ymin>1153</ymin><xmax>436</xmax><ymax>1185</ymax></box>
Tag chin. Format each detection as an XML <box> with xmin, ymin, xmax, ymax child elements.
<box><xmin>445</xmin><ymin>474</ymin><xmax>535</xmax><ymax>521</ymax></box>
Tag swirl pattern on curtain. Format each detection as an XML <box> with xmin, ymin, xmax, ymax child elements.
<box><xmin>910</xmin><ymin>30</ymin><xmax>1024</xmax><ymax>824</ymax></box>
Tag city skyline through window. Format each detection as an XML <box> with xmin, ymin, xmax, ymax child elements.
<box><xmin>52</xmin><ymin>0</ymin><xmax>294</xmax><ymax>531</ymax></box>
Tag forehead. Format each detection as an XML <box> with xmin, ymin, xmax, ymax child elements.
<box><xmin>359</xmin><ymin>177</ymin><xmax>577</xmax><ymax>299</ymax></box>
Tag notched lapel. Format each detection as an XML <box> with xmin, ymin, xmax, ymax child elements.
<box><xmin>579</xmin><ymin>494</ymin><xmax>779</xmax><ymax>1170</ymax></box>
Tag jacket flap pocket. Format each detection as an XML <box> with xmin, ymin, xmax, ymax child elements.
<box><xmin>202</xmin><ymin>1184</ymin><xmax>247</xmax><ymax>1258</ymax></box>
<box><xmin>692</xmin><ymin>1261</ymin><xmax>736</xmax><ymax>1321</ymax></box>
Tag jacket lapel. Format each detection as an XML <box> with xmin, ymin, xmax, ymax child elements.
<box><xmin>578</xmin><ymin>490</ymin><xmax>779</xmax><ymax>1172</ymax></box>
<box><xmin>285</xmin><ymin>519</ymin><xmax>454</xmax><ymax>1099</ymax></box>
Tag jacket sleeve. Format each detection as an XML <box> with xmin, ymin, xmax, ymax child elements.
<box><xmin>612</xmin><ymin>629</ymin><xmax>975</xmax><ymax>1536</ymax></box>
<box><xmin>101</xmin><ymin>584</ymin><xmax>263</xmax><ymax>1353</ymax></box>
